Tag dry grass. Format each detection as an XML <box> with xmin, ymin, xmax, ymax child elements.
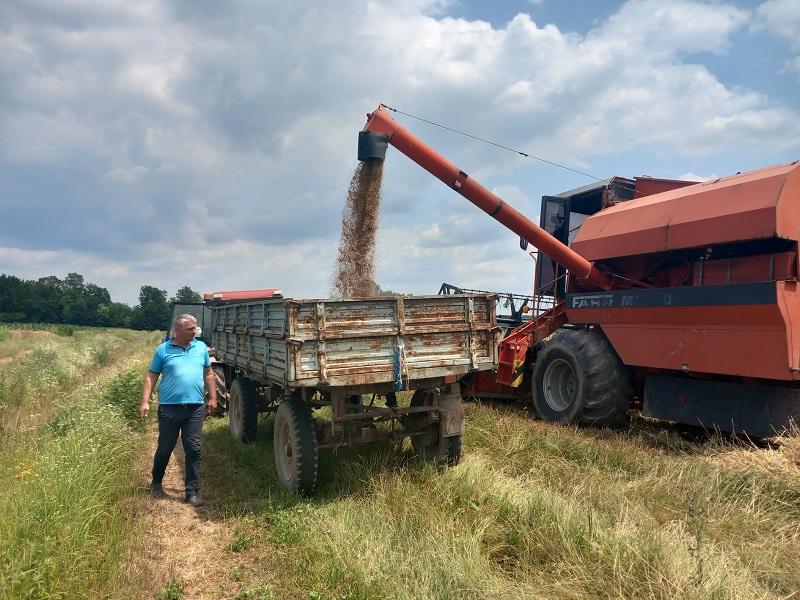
<box><xmin>189</xmin><ymin>402</ymin><xmax>800</xmax><ymax>599</ymax></box>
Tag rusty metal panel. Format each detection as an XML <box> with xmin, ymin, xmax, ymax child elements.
<box><xmin>210</xmin><ymin>294</ymin><xmax>498</xmax><ymax>390</ymax></box>
<box><xmin>293</xmin><ymin>299</ymin><xmax>401</xmax><ymax>338</ymax></box>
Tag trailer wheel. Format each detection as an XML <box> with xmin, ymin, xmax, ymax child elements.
<box><xmin>205</xmin><ymin>365</ymin><xmax>228</xmax><ymax>417</ymax></box>
<box><xmin>229</xmin><ymin>377</ymin><xmax>259</xmax><ymax>443</ymax></box>
<box><xmin>274</xmin><ymin>396</ymin><xmax>318</xmax><ymax>495</ymax></box>
<box><xmin>532</xmin><ymin>329</ymin><xmax>630</xmax><ymax>428</ymax></box>
<box><xmin>408</xmin><ymin>390</ymin><xmax>462</xmax><ymax>465</ymax></box>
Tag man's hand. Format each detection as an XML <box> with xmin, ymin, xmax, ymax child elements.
<box><xmin>207</xmin><ymin>397</ymin><xmax>218</xmax><ymax>416</ymax></box>
<box><xmin>141</xmin><ymin>371</ymin><xmax>159</xmax><ymax>421</ymax></box>
<box><xmin>204</xmin><ymin>366</ymin><xmax>217</xmax><ymax>416</ymax></box>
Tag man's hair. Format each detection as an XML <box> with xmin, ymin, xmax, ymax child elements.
<box><xmin>173</xmin><ymin>314</ymin><xmax>198</xmax><ymax>331</ymax></box>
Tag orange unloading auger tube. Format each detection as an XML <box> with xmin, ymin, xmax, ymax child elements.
<box><xmin>359</xmin><ymin>105</ymin><xmax>613</xmax><ymax>386</ymax></box>
<box><xmin>359</xmin><ymin>105</ymin><xmax>614</xmax><ymax>293</ymax></box>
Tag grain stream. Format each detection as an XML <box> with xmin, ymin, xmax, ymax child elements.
<box><xmin>331</xmin><ymin>159</ymin><xmax>384</xmax><ymax>298</ymax></box>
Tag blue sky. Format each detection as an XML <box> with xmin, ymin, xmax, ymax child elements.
<box><xmin>1</xmin><ymin>0</ymin><xmax>799</xmax><ymax>305</ymax></box>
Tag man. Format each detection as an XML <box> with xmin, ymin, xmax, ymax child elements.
<box><xmin>140</xmin><ymin>314</ymin><xmax>217</xmax><ymax>507</ymax></box>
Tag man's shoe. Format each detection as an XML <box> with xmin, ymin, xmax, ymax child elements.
<box><xmin>185</xmin><ymin>494</ymin><xmax>205</xmax><ymax>507</ymax></box>
<box><xmin>149</xmin><ymin>483</ymin><xmax>165</xmax><ymax>499</ymax></box>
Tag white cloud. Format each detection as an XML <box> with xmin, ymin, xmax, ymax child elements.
<box><xmin>599</xmin><ymin>0</ymin><xmax>749</xmax><ymax>55</ymax></box>
<box><xmin>1</xmin><ymin>0</ymin><xmax>799</xmax><ymax>304</ymax></box>
<box><xmin>106</xmin><ymin>166</ymin><xmax>149</xmax><ymax>183</ymax></box>
<box><xmin>754</xmin><ymin>0</ymin><xmax>800</xmax><ymax>49</ymax></box>
<box><xmin>678</xmin><ymin>171</ymin><xmax>717</xmax><ymax>182</ymax></box>
<box><xmin>782</xmin><ymin>56</ymin><xmax>800</xmax><ymax>79</ymax></box>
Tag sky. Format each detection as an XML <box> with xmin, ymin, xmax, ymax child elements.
<box><xmin>1</xmin><ymin>0</ymin><xmax>799</xmax><ymax>306</ymax></box>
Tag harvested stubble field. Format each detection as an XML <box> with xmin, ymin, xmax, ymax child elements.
<box><xmin>1</xmin><ymin>325</ymin><xmax>799</xmax><ymax>599</ymax></box>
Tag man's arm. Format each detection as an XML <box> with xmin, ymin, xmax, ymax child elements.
<box><xmin>140</xmin><ymin>371</ymin><xmax>160</xmax><ymax>420</ymax></box>
<box><xmin>204</xmin><ymin>366</ymin><xmax>218</xmax><ymax>415</ymax></box>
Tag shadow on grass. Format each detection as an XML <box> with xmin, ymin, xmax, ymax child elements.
<box><xmin>198</xmin><ymin>412</ymin><xmax>431</xmax><ymax>518</ymax></box>
<box><xmin>464</xmin><ymin>393</ymin><xmax>776</xmax><ymax>455</ymax></box>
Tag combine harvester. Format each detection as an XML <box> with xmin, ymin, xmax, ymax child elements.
<box><xmin>359</xmin><ymin>104</ymin><xmax>800</xmax><ymax>436</ymax></box>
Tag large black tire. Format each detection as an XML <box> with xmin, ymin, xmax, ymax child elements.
<box><xmin>274</xmin><ymin>396</ymin><xmax>318</xmax><ymax>495</ymax></box>
<box><xmin>229</xmin><ymin>378</ymin><xmax>259</xmax><ymax>443</ymax></box>
<box><xmin>205</xmin><ymin>365</ymin><xmax>228</xmax><ymax>417</ymax></box>
<box><xmin>408</xmin><ymin>390</ymin><xmax>462</xmax><ymax>465</ymax></box>
<box><xmin>532</xmin><ymin>329</ymin><xmax>631</xmax><ymax>428</ymax></box>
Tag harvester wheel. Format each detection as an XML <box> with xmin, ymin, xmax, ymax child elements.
<box><xmin>205</xmin><ymin>365</ymin><xmax>228</xmax><ymax>417</ymax></box>
<box><xmin>274</xmin><ymin>396</ymin><xmax>318</xmax><ymax>495</ymax></box>
<box><xmin>229</xmin><ymin>377</ymin><xmax>259</xmax><ymax>443</ymax></box>
<box><xmin>408</xmin><ymin>389</ymin><xmax>462</xmax><ymax>465</ymax></box>
<box><xmin>532</xmin><ymin>329</ymin><xmax>630</xmax><ymax>428</ymax></box>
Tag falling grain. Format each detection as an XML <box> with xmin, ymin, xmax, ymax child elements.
<box><xmin>331</xmin><ymin>159</ymin><xmax>384</xmax><ymax>298</ymax></box>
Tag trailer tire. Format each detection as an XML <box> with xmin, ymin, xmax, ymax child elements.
<box><xmin>274</xmin><ymin>396</ymin><xmax>318</xmax><ymax>496</ymax></box>
<box><xmin>408</xmin><ymin>389</ymin><xmax>462</xmax><ymax>465</ymax></box>
<box><xmin>205</xmin><ymin>365</ymin><xmax>227</xmax><ymax>417</ymax></box>
<box><xmin>532</xmin><ymin>329</ymin><xmax>630</xmax><ymax>428</ymax></box>
<box><xmin>229</xmin><ymin>377</ymin><xmax>259</xmax><ymax>443</ymax></box>
<box><xmin>445</xmin><ymin>434</ymin><xmax>463</xmax><ymax>465</ymax></box>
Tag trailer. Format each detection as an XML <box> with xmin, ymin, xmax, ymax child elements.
<box><xmin>169</xmin><ymin>291</ymin><xmax>499</xmax><ymax>494</ymax></box>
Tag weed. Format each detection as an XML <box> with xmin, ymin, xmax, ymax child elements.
<box><xmin>234</xmin><ymin>587</ymin><xmax>255</xmax><ymax>600</ymax></box>
<box><xmin>158</xmin><ymin>577</ymin><xmax>185</xmax><ymax>600</ymax></box>
<box><xmin>101</xmin><ymin>368</ymin><xmax>146</xmax><ymax>428</ymax></box>
<box><xmin>0</xmin><ymin>371</ymin><xmax>8</xmax><ymax>410</ymax></box>
<box><xmin>686</xmin><ymin>490</ymin><xmax>708</xmax><ymax>586</ymax></box>
<box><xmin>231</xmin><ymin>530</ymin><xmax>254</xmax><ymax>552</ymax></box>
<box><xmin>92</xmin><ymin>344</ymin><xmax>111</xmax><ymax>366</ymax></box>
<box><xmin>234</xmin><ymin>584</ymin><xmax>274</xmax><ymax>600</ymax></box>
<box><xmin>0</xmin><ymin>328</ymin><xmax>156</xmax><ymax>598</ymax></box>
<box><xmin>265</xmin><ymin>504</ymin><xmax>312</xmax><ymax>545</ymax></box>
<box><xmin>55</xmin><ymin>324</ymin><xmax>77</xmax><ymax>337</ymax></box>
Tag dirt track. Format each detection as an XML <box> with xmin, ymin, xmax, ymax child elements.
<box><xmin>136</xmin><ymin>431</ymin><xmax>232</xmax><ymax>599</ymax></box>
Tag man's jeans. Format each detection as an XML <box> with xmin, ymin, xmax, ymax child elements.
<box><xmin>152</xmin><ymin>403</ymin><xmax>205</xmax><ymax>496</ymax></box>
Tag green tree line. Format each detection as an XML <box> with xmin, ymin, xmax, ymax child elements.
<box><xmin>0</xmin><ymin>272</ymin><xmax>201</xmax><ymax>331</ymax></box>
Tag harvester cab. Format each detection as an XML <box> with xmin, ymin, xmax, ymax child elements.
<box><xmin>164</xmin><ymin>289</ymin><xmax>284</xmax><ymax>346</ymax></box>
<box><xmin>535</xmin><ymin>175</ymin><xmax>696</xmax><ymax>300</ymax></box>
<box><xmin>163</xmin><ymin>301</ymin><xmax>213</xmax><ymax>345</ymax></box>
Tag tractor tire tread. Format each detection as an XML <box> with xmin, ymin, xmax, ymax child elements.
<box><xmin>533</xmin><ymin>329</ymin><xmax>631</xmax><ymax>428</ymax></box>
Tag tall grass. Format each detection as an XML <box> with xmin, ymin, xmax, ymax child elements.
<box><xmin>2</xmin><ymin>403</ymin><xmax>137</xmax><ymax>597</ymax></box>
<box><xmin>0</xmin><ymin>328</ymin><xmax>159</xmax><ymax>599</ymax></box>
<box><xmin>198</xmin><ymin>402</ymin><xmax>800</xmax><ymax>599</ymax></box>
<box><xmin>2</xmin><ymin>328</ymin><xmax>798</xmax><ymax>599</ymax></box>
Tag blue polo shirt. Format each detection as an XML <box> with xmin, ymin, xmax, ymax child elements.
<box><xmin>149</xmin><ymin>338</ymin><xmax>211</xmax><ymax>405</ymax></box>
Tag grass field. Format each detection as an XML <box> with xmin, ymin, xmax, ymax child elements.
<box><xmin>1</xmin><ymin>325</ymin><xmax>798</xmax><ymax>599</ymax></box>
